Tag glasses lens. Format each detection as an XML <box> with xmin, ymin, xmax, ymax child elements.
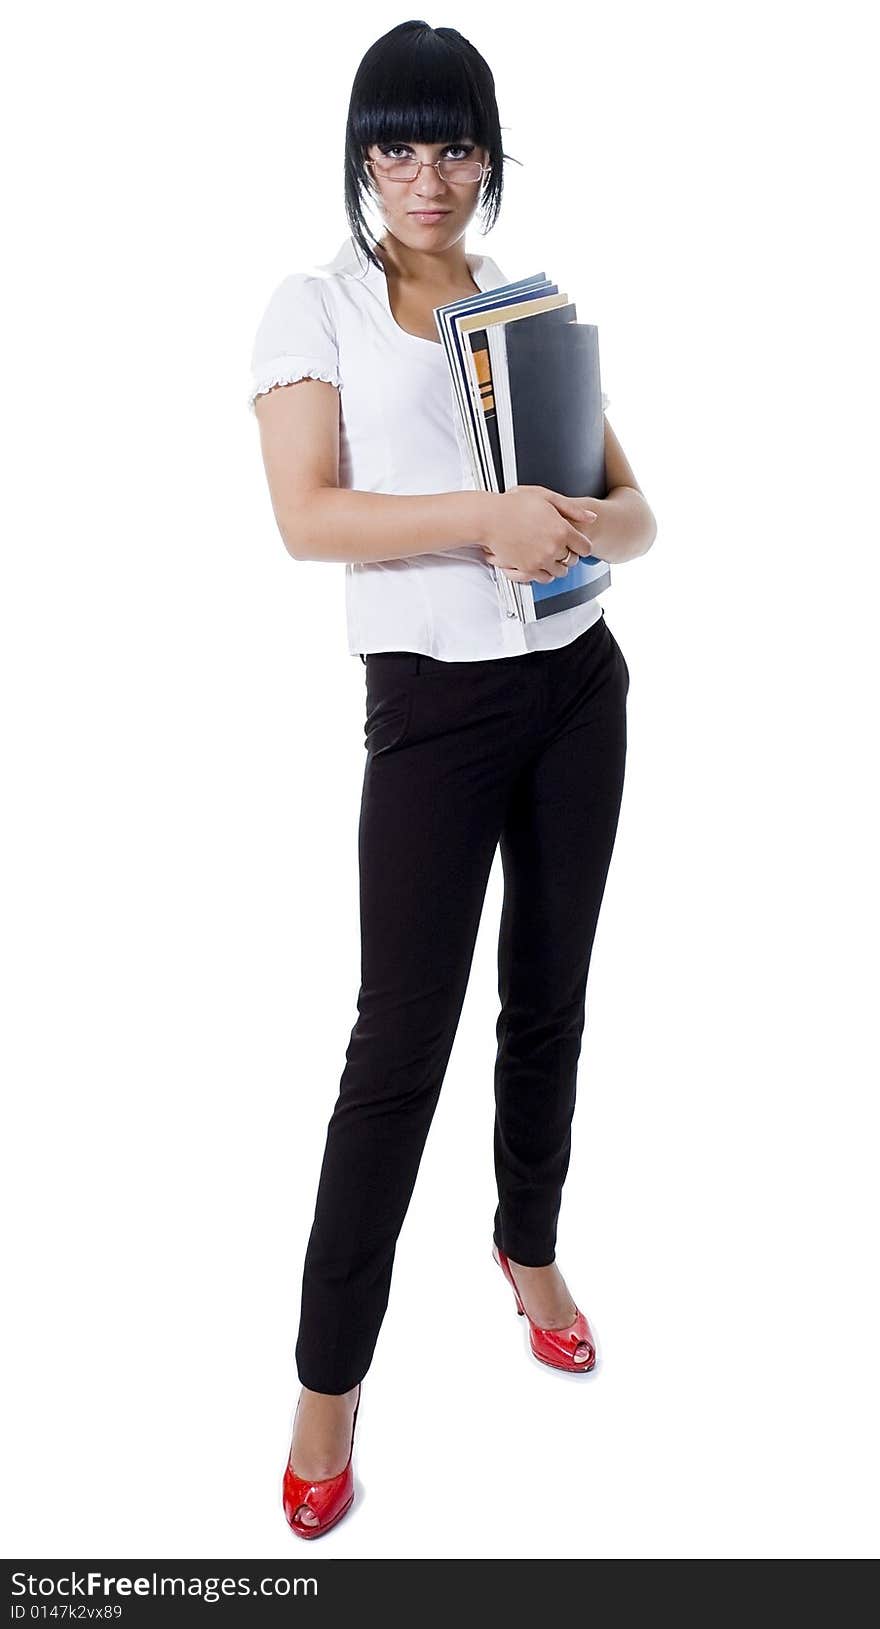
<box><xmin>438</xmin><ymin>160</ymin><xmax>483</xmax><ymax>183</ymax></box>
<box><xmin>372</xmin><ymin>159</ymin><xmax>420</xmax><ymax>181</ymax></box>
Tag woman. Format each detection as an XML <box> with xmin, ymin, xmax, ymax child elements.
<box><xmin>249</xmin><ymin>20</ymin><xmax>655</xmax><ymax>1540</ymax></box>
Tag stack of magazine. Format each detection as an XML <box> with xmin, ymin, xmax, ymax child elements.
<box><xmin>434</xmin><ymin>273</ymin><xmax>610</xmax><ymax>624</ymax></box>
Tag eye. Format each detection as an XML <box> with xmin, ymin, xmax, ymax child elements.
<box><xmin>378</xmin><ymin>142</ymin><xmax>476</xmax><ymax>159</ymax></box>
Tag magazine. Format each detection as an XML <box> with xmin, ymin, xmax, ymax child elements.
<box><xmin>434</xmin><ymin>274</ymin><xmax>611</xmax><ymax>624</ymax></box>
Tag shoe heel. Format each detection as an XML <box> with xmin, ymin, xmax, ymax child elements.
<box><xmin>493</xmin><ymin>1242</ymin><xmax>526</xmax><ymax>1315</ymax></box>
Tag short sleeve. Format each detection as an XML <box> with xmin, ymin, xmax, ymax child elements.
<box><xmin>247</xmin><ymin>272</ymin><xmax>341</xmax><ymax>413</ymax></box>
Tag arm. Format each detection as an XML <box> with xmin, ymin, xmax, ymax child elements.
<box><xmin>254</xmin><ymin>377</ymin><xmax>489</xmax><ymax>564</ymax></box>
<box><xmin>588</xmin><ymin>416</ymin><xmax>657</xmax><ymax>564</ymax></box>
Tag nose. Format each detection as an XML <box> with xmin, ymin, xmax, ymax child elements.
<box><xmin>413</xmin><ymin>164</ymin><xmax>449</xmax><ymax>203</ymax></box>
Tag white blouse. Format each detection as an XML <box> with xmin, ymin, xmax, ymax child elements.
<box><xmin>248</xmin><ymin>235</ymin><xmax>610</xmax><ymax>662</ymax></box>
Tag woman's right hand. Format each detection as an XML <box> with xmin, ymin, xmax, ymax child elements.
<box><xmin>478</xmin><ymin>486</ymin><xmax>599</xmax><ymax>583</ymax></box>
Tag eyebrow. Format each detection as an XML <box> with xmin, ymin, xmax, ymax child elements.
<box><xmin>379</xmin><ymin>137</ymin><xmax>475</xmax><ymax>149</ymax></box>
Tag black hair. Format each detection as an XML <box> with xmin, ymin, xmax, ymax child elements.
<box><xmin>344</xmin><ymin>20</ymin><xmax>520</xmax><ymax>273</ymax></box>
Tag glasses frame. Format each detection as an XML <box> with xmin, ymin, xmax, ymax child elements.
<box><xmin>365</xmin><ymin>156</ymin><xmax>492</xmax><ymax>186</ymax></box>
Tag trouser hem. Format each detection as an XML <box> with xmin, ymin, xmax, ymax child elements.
<box><xmin>295</xmin><ymin>1358</ymin><xmax>367</xmax><ymax>1396</ymax></box>
<box><xmin>492</xmin><ymin>1228</ymin><xmax>557</xmax><ymax>1269</ymax></box>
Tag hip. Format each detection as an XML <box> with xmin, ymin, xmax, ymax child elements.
<box><xmin>362</xmin><ymin>612</ymin><xmax>629</xmax><ymax>761</ymax></box>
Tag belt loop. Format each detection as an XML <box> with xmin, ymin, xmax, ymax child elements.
<box><xmin>414</xmin><ymin>653</ymin><xmax>423</xmax><ymax>675</ymax></box>
<box><xmin>360</xmin><ymin>652</ymin><xmax>366</xmax><ymax>665</ymax></box>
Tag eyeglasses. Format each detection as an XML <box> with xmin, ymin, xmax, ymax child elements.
<box><xmin>365</xmin><ymin>156</ymin><xmax>491</xmax><ymax>185</ymax></box>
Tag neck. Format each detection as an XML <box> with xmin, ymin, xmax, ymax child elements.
<box><xmin>375</xmin><ymin>231</ymin><xmax>474</xmax><ymax>286</ymax></box>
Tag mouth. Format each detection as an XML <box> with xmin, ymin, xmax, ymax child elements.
<box><xmin>409</xmin><ymin>210</ymin><xmax>451</xmax><ymax>222</ymax></box>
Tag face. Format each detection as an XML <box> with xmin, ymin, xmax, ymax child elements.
<box><xmin>365</xmin><ymin>137</ymin><xmax>488</xmax><ymax>252</ymax></box>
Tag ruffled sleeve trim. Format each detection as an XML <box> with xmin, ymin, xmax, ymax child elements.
<box><xmin>248</xmin><ymin>354</ymin><xmax>341</xmax><ymax>413</ymax></box>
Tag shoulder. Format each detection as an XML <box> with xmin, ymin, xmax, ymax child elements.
<box><xmin>479</xmin><ymin>254</ymin><xmax>509</xmax><ymax>286</ymax></box>
<box><xmin>253</xmin><ymin>268</ymin><xmax>336</xmax><ymax>331</ymax></box>
<box><xmin>249</xmin><ymin>269</ymin><xmax>341</xmax><ymax>412</ymax></box>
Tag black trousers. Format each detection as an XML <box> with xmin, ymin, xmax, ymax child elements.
<box><xmin>295</xmin><ymin>611</ymin><xmax>629</xmax><ymax>1393</ymax></box>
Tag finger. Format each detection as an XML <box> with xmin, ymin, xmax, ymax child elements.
<box><xmin>569</xmin><ymin>534</ymin><xmax>594</xmax><ymax>558</ymax></box>
<box><xmin>494</xmin><ymin>557</ymin><xmax>569</xmax><ymax>582</ymax></box>
<box><xmin>484</xmin><ymin>554</ymin><xmax>539</xmax><ymax>580</ymax></box>
<box><xmin>544</xmin><ymin>492</ymin><xmax>599</xmax><ymax>525</ymax></box>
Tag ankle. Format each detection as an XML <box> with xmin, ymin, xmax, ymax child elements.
<box><xmin>299</xmin><ymin>1384</ymin><xmax>359</xmax><ymax>1408</ymax></box>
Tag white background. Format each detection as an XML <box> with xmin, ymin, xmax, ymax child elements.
<box><xmin>3</xmin><ymin>0</ymin><xmax>878</xmax><ymax>1562</ymax></box>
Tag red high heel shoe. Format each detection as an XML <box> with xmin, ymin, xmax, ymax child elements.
<box><xmin>282</xmin><ymin>1381</ymin><xmax>361</xmax><ymax>1540</ymax></box>
<box><xmin>493</xmin><ymin>1244</ymin><xmax>597</xmax><ymax>1373</ymax></box>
